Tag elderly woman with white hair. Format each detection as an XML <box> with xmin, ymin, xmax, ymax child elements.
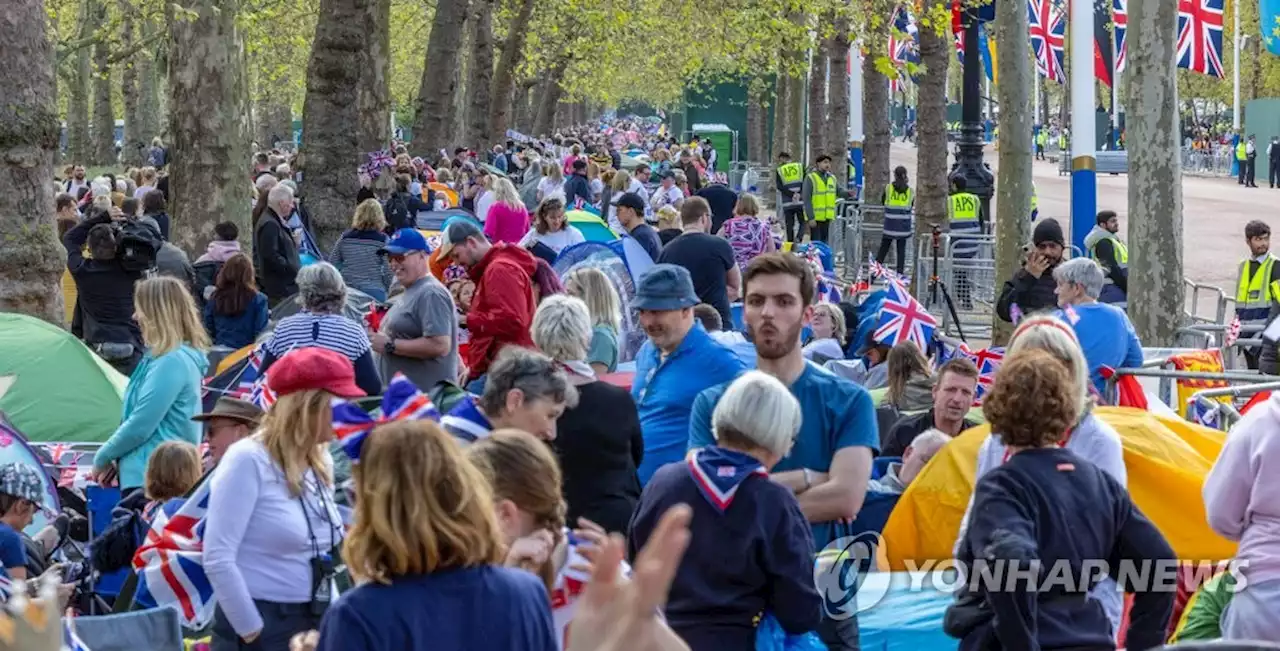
<box><xmin>955</xmin><ymin>314</ymin><xmax>1127</xmax><ymax>634</ymax></box>
<box><xmin>628</xmin><ymin>370</ymin><xmax>822</xmax><ymax>651</ymax></box>
<box><xmin>532</xmin><ymin>294</ymin><xmax>642</xmax><ymax>534</ymax></box>
<box><xmin>259</xmin><ymin>262</ymin><xmax>382</xmax><ymax>395</ymax></box>
<box><xmin>1052</xmin><ymin>257</ymin><xmax>1143</xmax><ymax>395</ymax></box>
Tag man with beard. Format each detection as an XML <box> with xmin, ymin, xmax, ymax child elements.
<box><xmin>879</xmin><ymin>357</ymin><xmax>980</xmax><ymax>458</ymax></box>
<box><xmin>687</xmin><ymin>252</ymin><xmax>878</xmax><ymax>651</ymax></box>
<box><xmin>630</xmin><ymin>264</ymin><xmax>746</xmax><ymax>485</ymax></box>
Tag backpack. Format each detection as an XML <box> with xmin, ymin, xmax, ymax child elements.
<box><xmin>117</xmin><ymin>221</ymin><xmax>162</xmax><ymax>273</ymax></box>
<box><xmin>384</xmin><ymin>194</ymin><xmax>412</xmax><ymax>232</ymax></box>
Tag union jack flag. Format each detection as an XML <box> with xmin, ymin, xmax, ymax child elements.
<box><xmin>1177</xmin><ymin>0</ymin><xmax>1225</xmax><ymax>78</ymax></box>
<box><xmin>965</xmin><ymin>346</ymin><xmax>1005</xmax><ymax>405</ymax></box>
<box><xmin>1029</xmin><ymin>0</ymin><xmax>1066</xmax><ymax>83</ymax></box>
<box><xmin>132</xmin><ymin>480</ymin><xmax>215</xmax><ymax>628</ymax></box>
<box><xmin>889</xmin><ymin>6</ymin><xmax>916</xmax><ymax>64</ymax></box>
<box><xmin>43</xmin><ymin>443</ymin><xmax>73</xmax><ymax>465</ymax></box>
<box><xmin>1186</xmin><ymin>396</ymin><xmax>1222</xmax><ymax>428</ymax></box>
<box><xmin>1113</xmin><ymin>0</ymin><xmax>1128</xmax><ymax>72</ymax></box>
<box><xmin>874</xmin><ymin>280</ymin><xmax>938</xmax><ymax>351</ymax></box>
<box><xmin>331</xmin><ymin>374</ymin><xmax>440</xmax><ymax>463</ymax></box>
<box><xmin>1225</xmin><ymin>313</ymin><xmax>1242</xmax><ymax>347</ymax></box>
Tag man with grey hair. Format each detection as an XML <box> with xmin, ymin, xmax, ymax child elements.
<box><xmin>259</xmin><ymin>262</ymin><xmax>383</xmax><ymax>395</ymax></box>
<box><xmin>440</xmin><ymin>347</ymin><xmax>578</xmax><ymax>443</ymax></box>
<box><xmin>868</xmin><ymin>429</ymin><xmax>951</xmax><ymax>495</ymax></box>
<box><xmin>254</xmin><ymin>182</ymin><xmax>301</xmax><ymax>305</ymax></box>
<box><xmin>1053</xmin><ymin>257</ymin><xmax>1143</xmax><ymax>394</ymax></box>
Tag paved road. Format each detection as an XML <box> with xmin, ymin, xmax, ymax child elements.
<box><xmin>886</xmin><ymin>142</ymin><xmax>1270</xmax><ymax>305</ymax></box>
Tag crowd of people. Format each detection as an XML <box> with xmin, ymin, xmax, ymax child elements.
<box><xmin>12</xmin><ymin>114</ymin><xmax>1272</xmax><ymax>651</ymax></box>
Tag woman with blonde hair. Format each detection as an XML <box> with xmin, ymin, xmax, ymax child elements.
<box><xmin>720</xmin><ymin>193</ymin><xmax>776</xmax><ymax>271</ymax></box>
<box><xmin>954</xmin><ymin>314</ymin><xmax>1127</xmax><ymax>632</ymax></box>
<box><xmin>520</xmin><ymin>197</ymin><xmax>585</xmax><ymax>255</ymax></box>
<box><xmin>563</xmin><ymin>267</ymin><xmax>623</xmax><ymax>374</ymax></box>
<box><xmin>655</xmin><ymin>205</ymin><xmax>682</xmax><ymax>245</ymax></box>
<box><xmin>802</xmin><ymin>302</ymin><xmax>847</xmax><ymax>365</ymax></box>
<box><xmin>93</xmin><ymin>276</ymin><xmax>210</xmax><ymax>493</ymax></box>
<box><xmin>313</xmin><ymin>421</ymin><xmax>557</xmax><ymax>651</ymax></box>
<box><xmin>586</xmin><ymin>161</ymin><xmax>604</xmax><ymax>204</ymax></box>
<box><xmin>536</xmin><ymin>162</ymin><xmax>565</xmax><ymax>203</ymax></box>
<box><xmin>483</xmin><ymin>177</ymin><xmax>531</xmax><ymax>244</ymax></box>
<box><xmin>329</xmin><ymin>199</ymin><xmax>393</xmax><ymax>301</ymax></box>
<box><xmin>602</xmin><ymin>169</ymin><xmax>633</xmax><ymax>231</ymax></box>
<box><xmin>206</xmin><ymin>348</ymin><xmax>362</xmax><ymax>651</ymax></box>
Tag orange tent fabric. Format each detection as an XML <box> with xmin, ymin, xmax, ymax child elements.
<box><xmin>427</xmin><ymin>183</ymin><xmax>458</xmax><ymax>208</ymax></box>
<box><xmin>880</xmin><ymin>407</ymin><xmax>1236</xmax><ymax>570</ymax></box>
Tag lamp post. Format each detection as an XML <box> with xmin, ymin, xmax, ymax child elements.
<box><xmin>950</xmin><ymin>4</ymin><xmax>994</xmax><ymax>226</ymax></box>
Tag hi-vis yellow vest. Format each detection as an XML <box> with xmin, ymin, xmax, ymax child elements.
<box><xmin>808</xmin><ymin>172</ymin><xmax>837</xmax><ymax>222</ymax></box>
<box><xmin>1237</xmin><ymin>141</ymin><xmax>1248</xmax><ymax>161</ymax></box>
<box><xmin>1236</xmin><ymin>256</ymin><xmax>1278</xmax><ymax>321</ymax></box>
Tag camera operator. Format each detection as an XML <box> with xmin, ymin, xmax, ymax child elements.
<box><xmin>64</xmin><ymin>206</ymin><xmax>145</xmax><ymax>375</ymax></box>
<box><xmin>996</xmin><ymin>218</ymin><xmax>1066</xmax><ymax>323</ymax></box>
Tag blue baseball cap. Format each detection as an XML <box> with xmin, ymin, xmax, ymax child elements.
<box><xmin>379</xmin><ymin>228</ymin><xmax>430</xmax><ymax>256</ymax></box>
<box><xmin>633</xmin><ymin>264</ymin><xmax>699</xmax><ymax>311</ymax></box>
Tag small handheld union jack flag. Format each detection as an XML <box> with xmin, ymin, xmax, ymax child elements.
<box><xmin>874</xmin><ymin>280</ymin><xmax>939</xmax><ymax>351</ymax></box>
<box><xmin>331</xmin><ymin>374</ymin><xmax>441</xmax><ymax>463</ymax></box>
<box><xmin>1225</xmin><ymin>314</ymin><xmax>1241</xmax><ymax>348</ymax></box>
<box><xmin>965</xmin><ymin>346</ymin><xmax>1006</xmax><ymax>405</ymax></box>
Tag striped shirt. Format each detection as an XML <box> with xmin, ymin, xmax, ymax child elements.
<box><xmin>329</xmin><ymin>230</ymin><xmax>392</xmax><ymax>297</ymax></box>
<box><xmin>440</xmin><ymin>396</ymin><xmax>492</xmax><ymax>444</ymax></box>
<box><xmin>265</xmin><ymin>312</ymin><xmax>372</xmax><ymax>362</ymax></box>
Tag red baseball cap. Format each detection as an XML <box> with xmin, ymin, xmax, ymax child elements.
<box><xmin>267</xmin><ymin>347</ymin><xmax>366</xmax><ymax>398</ymax></box>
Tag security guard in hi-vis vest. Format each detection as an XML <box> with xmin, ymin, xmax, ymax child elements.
<box><xmin>1083</xmin><ymin>210</ymin><xmax>1129</xmax><ymax>307</ymax></box>
<box><xmin>947</xmin><ymin>176</ymin><xmax>985</xmax><ymax>308</ymax></box>
<box><xmin>774</xmin><ymin>151</ymin><xmax>807</xmax><ymax>244</ymax></box>
<box><xmin>1236</xmin><ymin>220</ymin><xmax>1280</xmax><ymax>369</ymax></box>
<box><xmin>802</xmin><ymin>154</ymin><xmax>844</xmax><ymax>244</ymax></box>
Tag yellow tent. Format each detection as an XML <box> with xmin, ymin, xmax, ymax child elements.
<box><xmin>880</xmin><ymin>406</ymin><xmax>1236</xmax><ymax>569</ymax></box>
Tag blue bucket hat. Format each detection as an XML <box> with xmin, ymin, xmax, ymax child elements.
<box><xmin>633</xmin><ymin>264</ymin><xmax>699</xmax><ymax>311</ymax></box>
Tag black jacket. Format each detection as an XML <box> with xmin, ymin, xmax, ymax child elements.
<box><xmin>253</xmin><ymin>208</ymin><xmax>301</xmax><ymax>302</ymax></box>
<box><xmin>996</xmin><ymin>264</ymin><xmax>1060</xmax><ymax>323</ymax></box>
<box><xmin>1090</xmin><ymin>238</ymin><xmax>1128</xmax><ymax>295</ymax></box>
<box><xmin>553</xmin><ymin>381</ymin><xmax>643</xmax><ymax>535</ymax></box>
<box><xmin>563</xmin><ymin>173</ymin><xmax>593</xmax><ymax>208</ymax></box>
<box><xmin>64</xmin><ymin>214</ymin><xmax>143</xmax><ymax>348</ymax></box>
<box><xmin>958</xmin><ymin>448</ymin><xmax>1175</xmax><ymax>651</ymax></box>
<box><xmin>694</xmin><ymin>184</ymin><xmax>738</xmax><ymax>234</ymax></box>
<box><xmin>144</xmin><ymin>211</ymin><xmax>171</xmax><ymax>241</ymax></box>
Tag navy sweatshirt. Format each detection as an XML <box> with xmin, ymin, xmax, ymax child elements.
<box><xmin>315</xmin><ymin>565</ymin><xmax>557</xmax><ymax>651</ymax></box>
<box><xmin>958</xmin><ymin>448</ymin><xmax>1175</xmax><ymax>651</ymax></box>
<box><xmin>628</xmin><ymin>461</ymin><xmax>822</xmax><ymax>651</ymax></box>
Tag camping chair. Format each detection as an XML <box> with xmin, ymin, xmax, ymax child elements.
<box><xmin>70</xmin><ymin>607</ymin><xmax>184</xmax><ymax>651</ymax></box>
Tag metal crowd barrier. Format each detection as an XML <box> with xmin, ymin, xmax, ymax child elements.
<box><xmin>1183</xmin><ymin>279</ymin><xmax>1230</xmax><ymax>325</ymax></box>
<box><xmin>914</xmin><ymin>232</ymin><xmax>998</xmax><ymax>341</ymax></box>
<box><xmin>1186</xmin><ymin>382</ymin><xmax>1280</xmax><ymax>430</ymax></box>
<box><xmin>1103</xmin><ymin>366</ymin><xmax>1280</xmax><ymax>409</ymax></box>
<box><xmin>1181</xmin><ymin>147</ymin><xmax>1235</xmax><ymax>177</ymax></box>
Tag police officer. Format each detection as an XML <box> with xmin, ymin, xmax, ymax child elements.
<box><xmin>774</xmin><ymin>151</ymin><xmax>806</xmax><ymax>244</ymax></box>
<box><xmin>1083</xmin><ymin>210</ymin><xmax>1128</xmax><ymax>306</ymax></box>
<box><xmin>1035</xmin><ymin>128</ymin><xmax>1047</xmax><ymax>161</ymax></box>
<box><xmin>1237</xmin><ymin>135</ymin><xmax>1249</xmax><ymax>186</ymax></box>
<box><xmin>877</xmin><ymin>166</ymin><xmax>914</xmax><ymax>275</ymax></box>
<box><xmin>1236</xmin><ymin>220</ymin><xmax>1280</xmax><ymax>368</ymax></box>
<box><xmin>948</xmin><ymin>176</ymin><xmax>983</xmax><ymax>308</ymax></box>
<box><xmin>802</xmin><ymin>154</ymin><xmax>842</xmax><ymax>244</ymax></box>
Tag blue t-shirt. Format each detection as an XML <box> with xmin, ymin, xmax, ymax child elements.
<box><xmin>0</xmin><ymin>522</ymin><xmax>25</xmax><ymax>581</ymax></box>
<box><xmin>316</xmin><ymin>565</ymin><xmax>557</xmax><ymax>651</ymax></box>
<box><xmin>1057</xmin><ymin>303</ymin><xmax>1144</xmax><ymax>394</ymax></box>
<box><xmin>632</xmin><ymin>325</ymin><xmax>746</xmax><ymax>485</ymax></box>
<box><xmin>688</xmin><ymin>363</ymin><xmax>880</xmax><ymax>550</ymax></box>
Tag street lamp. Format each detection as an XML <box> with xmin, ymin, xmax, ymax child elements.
<box><xmin>950</xmin><ymin>3</ymin><xmax>994</xmax><ymax>226</ymax></box>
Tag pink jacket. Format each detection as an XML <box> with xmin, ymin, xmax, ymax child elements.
<box><xmin>483</xmin><ymin>202</ymin><xmax>530</xmax><ymax>245</ymax></box>
<box><xmin>1204</xmin><ymin>392</ymin><xmax>1280</xmax><ymax>583</ymax></box>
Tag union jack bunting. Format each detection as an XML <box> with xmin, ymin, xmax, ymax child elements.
<box><xmin>331</xmin><ymin>374</ymin><xmax>440</xmax><ymax>463</ymax></box>
<box><xmin>132</xmin><ymin>480</ymin><xmax>215</xmax><ymax>628</ymax></box>
<box><xmin>1029</xmin><ymin>0</ymin><xmax>1066</xmax><ymax>83</ymax></box>
<box><xmin>1177</xmin><ymin>0</ymin><xmax>1225</xmax><ymax>78</ymax></box>
<box><xmin>1113</xmin><ymin>0</ymin><xmax>1128</xmax><ymax>72</ymax></box>
<box><xmin>873</xmin><ymin>280</ymin><xmax>938</xmax><ymax>351</ymax></box>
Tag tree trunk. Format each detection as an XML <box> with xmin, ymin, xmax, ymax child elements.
<box><xmin>299</xmin><ymin>0</ymin><xmax>369</xmax><ymax>252</ymax></box>
<box><xmin>168</xmin><ymin>0</ymin><xmax>249</xmax><ymax>257</ymax></box>
<box><xmin>120</xmin><ymin>0</ymin><xmax>145</xmax><ymax>167</ymax></box>
<box><xmin>787</xmin><ymin>66</ymin><xmax>805</xmax><ymax>158</ymax></box>
<box><xmin>91</xmin><ymin>0</ymin><xmax>115</xmax><ymax>166</ymax></box>
<box><xmin>68</xmin><ymin>1</ymin><xmax>92</xmax><ymax>165</ymax></box>
<box><xmin>1126</xmin><ymin>0</ymin><xmax>1183</xmax><ymax>345</ymax></box>
<box><xmin>135</xmin><ymin>17</ymin><xmax>160</xmax><ymax>147</ymax></box>
<box><xmin>463</xmin><ymin>0</ymin><xmax>494</xmax><ymax>151</ymax></box>
<box><xmin>255</xmin><ymin>97</ymin><xmax>293</xmax><ymax>149</ymax></box>
<box><xmin>411</xmin><ymin>0</ymin><xmax>468</xmax><ymax>155</ymax></box>
<box><xmin>771</xmin><ymin>70</ymin><xmax>792</xmax><ymax>160</ymax></box>
<box><xmin>533</xmin><ymin>60</ymin><xmax>568</xmax><ymax>137</ymax></box>
<box><xmin>357</xmin><ymin>0</ymin><xmax>390</xmax><ymax>152</ymax></box>
<box><xmin>511</xmin><ymin>79</ymin><xmax>535</xmax><ymax>134</ymax></box>
<box><xmin>991</xmin><ymin>0</ymin><xmax>1034</xmax><ymax>344</ymax></box>
<box><xmin>489</xmin><ymin>0</ymin><xmax>536</xmax><ymax>146</ymax></box>
<box><xmin>914</xmin><ymin>1</ymin><xmax>951</xmax><ymax>241</ymax></box>
<box><xmin>746</xmin><ymin>81</ymin><xmax>767</xmax><ymax>163</ymax></box>
<box><xmin>0</xmin><ymin>0</ymin><xmax>64</xmax><ymax>323</ymax></box>
<box><xmin>863</xmin><ymin>27</ymin><xmax>892</xmax><ymax>218</ymax></box>
<box><xmin>807</xmin><ymin>45</ymin><xmax>829</xmax><ymax>166</ymax></box>
<box><xmin>826</xmin><ymin>21</ymin><xmax>851</xmax><ymax>188</ymax></box>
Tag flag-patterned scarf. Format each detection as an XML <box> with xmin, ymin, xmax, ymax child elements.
<box><xmin>331</xmin><ymin>374</ymin><xmax>440</xmax><ymax>463</ymax></box>
<box><xmin>440</xmin><ymin>396</ymin><xmax>494</xmax><ymax>443</ymax></box>
<box><xmin>687</xmin><ymin>446</ymin><xmax>768</xmax><ymax>513</ymax></box>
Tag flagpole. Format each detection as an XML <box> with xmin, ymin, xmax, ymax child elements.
<box><xmin>1070</xmin><ymin>0</ymin><xmax>1097</xmax><ymax>253</ymax></box>
<box><xmin>1234</xmin><ymin>0</ymin><xmax>1242</xmax><ymax>131</ymax></box>
<box><xmin>1111</xmin><ymin>0</ymin><xmax>1120</xmax><ymax>149</ymax></box>
<box><xmin>849</xmin><ymin>41</ymin><xmax>865</xmax><ymax>197</ymax></box>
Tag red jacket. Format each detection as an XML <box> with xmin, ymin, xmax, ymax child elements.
<box><xmin>465</xmin><ymin>243</ymin><xmax>537</xmax><ymax>378</ymax></box>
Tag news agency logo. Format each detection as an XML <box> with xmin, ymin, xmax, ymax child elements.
<box><xmin>812</xmin><ymin>533</ymin><xmax>888</xmax><ymax>620</ymax></box>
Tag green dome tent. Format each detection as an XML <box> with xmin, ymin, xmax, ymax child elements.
<box><xmin>0</xmin><ymin>313</ymin><xmax>126</xmax><ymax>443</ymax></box>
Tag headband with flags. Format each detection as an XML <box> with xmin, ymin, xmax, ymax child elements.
<box><xmin>331</xmin><ymin>374</ymin><xmax>441</xmax><ymax>463</ymax></box>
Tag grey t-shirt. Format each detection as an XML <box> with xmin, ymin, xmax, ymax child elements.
<box><xmin>376</xmin><ymin>275</ymin><xmax>459</xmax><ymax>390</ymax></box>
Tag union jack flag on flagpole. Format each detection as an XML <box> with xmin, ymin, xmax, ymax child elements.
<box><xmin>1177</xmin><ymin>0</ymin><xmax>1226</xmax><ymax>78</ymax></box>
<box><xmin>1113</xmin><ymin>0</ymin><xmax>1128</xmax><ymax>72</ymax></box>
<box><xmin>873</xmin><ymin>280</ymin><xmax>938</xmax><ymax>351</ymax></box>
<box><xmin>1029</xmin><ymin>0</ymin><xmax>1066</xmax><ymax>83</ymax></box>
<box><xmin>888</xmin><ymin>5</ymin><xmax>913</xmax><ymax>64</ymax></box>
<box><xmin>131</xmin><ymin>479</ymin><xmax>216</xmax><ymax>628</ymax></box>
